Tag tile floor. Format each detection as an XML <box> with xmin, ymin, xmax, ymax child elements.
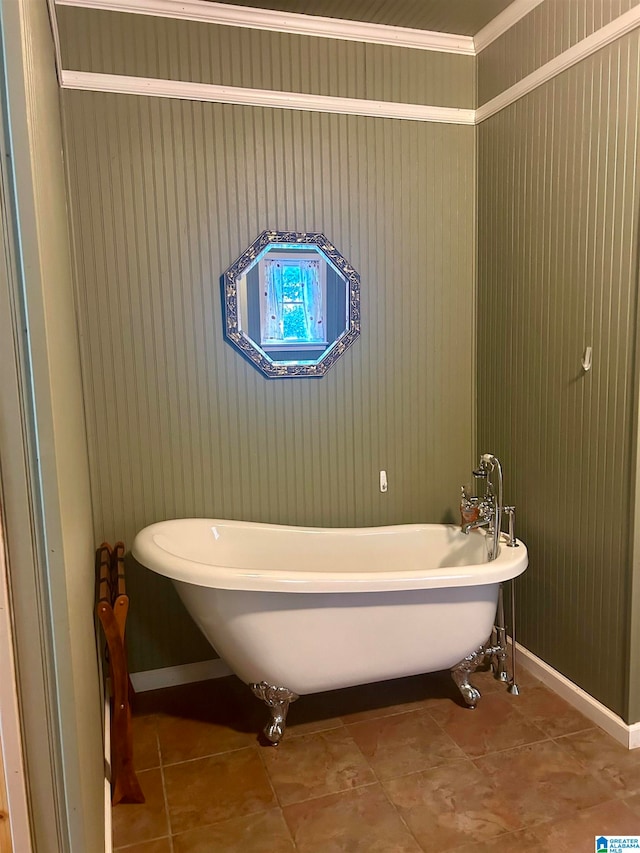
<box><xmin>113</xmin><ymin>665</ymin><xmax>640</xmax><ymax>852</ymax></box>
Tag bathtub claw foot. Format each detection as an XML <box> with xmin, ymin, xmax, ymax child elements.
<box><xmin>250</xmin><ymin>682</ymin><xmax>299</xmax><ymax>745</ymax></box>
<box><xmin>451</xmin><ymin>667</ymin><xmax>481</xmax><ymax>708</ymax></box>
<box><xmin>451</xmin><ymin>643</ymin><xmax>501</xmax><ymax>708</ymax></box>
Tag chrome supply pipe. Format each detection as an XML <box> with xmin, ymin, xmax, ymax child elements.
<box><xmin>508</xmin><ymin>579</ymin><xmax>520</xmax><ymax>695</ymax></box>
<box><xmin>480</xmin><ymin>454</ymin><xmax>503</xmax><ymax>562</ymax></box>
<box><xmin>502</xmin><ymin>506</ymin><xmax>520</xmax><ymax>692</ymax></box>
<box><xmin>460</xmin><ymin>454</ymin><xmax>521</xmax><ymax>689</ymax></box>
<box><xmin>504</xmin><ymin>506</ymin><xmax>519</xmax><ymax>548</ymax></box>
<box><xmin>494</xmin><ymin>584</ymin><xmax>509</xmax><ymax>682</ymax></box>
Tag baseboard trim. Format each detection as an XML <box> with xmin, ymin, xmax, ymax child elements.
<box><xmin>130</xmin><ymin>658</ymin><xmax>233</xmax><ymax>692</ymax></box>
<box><xmin>514</xmin><ymin>641</ymin><xmax>638</xmax><ymax>750</ymax></box>
<box><xmin>129</xmin><ymin>648</ymin><xmax>640</xmax><ymax>749</ymax></box>
<box><xmin>629</xmin><ymin>723</ymin><xmax>640</xmax><ymax>750</ymax></box>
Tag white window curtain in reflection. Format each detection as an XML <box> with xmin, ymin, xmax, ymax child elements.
<box><xmin>303</xmin><ymin>260</ymin><xmax>324</xmax><ymax>342</ymax></box>
<box><xmin>263</xmin><ymin>259</ymin><xmax>283</xmax><ymax>341</ymax></box>
<box><xmin>262</xmin><ymin>258</ymin><xmax>324</xmax><ymax>343</ymax></box>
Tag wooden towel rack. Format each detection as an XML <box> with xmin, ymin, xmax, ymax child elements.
<box><xmin>96</xmin><ymin>542</ymin><xmax>144</xmax><ymax>805</ymax></box>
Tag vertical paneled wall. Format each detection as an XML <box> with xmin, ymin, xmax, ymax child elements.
<box><xmin>63</xmin><ymin>89</ymin><xmax>475</xmax><ymax>671</ymax></box>
<box><xmin>477</xmin><ymin>30</ymin><xmax>640</xmax><ymax>718</ymax></box>
<box><xmin>59</xmin><ymin>4</ymin><xmax>640</xmax><ymax>707</ymax></box>
<box><xmin>478</xmin><ymin>0</ymin><xmax>639</xmax><ymax>104</ymax></box>
<box><xmin>56</xmin><ymin>7</ymin><xmax>475</xmax><ymax>110</ymax></box>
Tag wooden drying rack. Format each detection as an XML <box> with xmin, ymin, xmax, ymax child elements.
<box><xmin>96</xmin><ymin>542</ymin><xmax>144</xmax><ymax>805</ymax></box>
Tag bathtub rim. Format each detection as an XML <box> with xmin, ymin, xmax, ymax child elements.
<box><xmin>132</xmin><ymin>519</ymin><xmax>528</xmax><ymax>593</ymax></box>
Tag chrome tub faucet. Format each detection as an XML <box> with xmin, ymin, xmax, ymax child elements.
<box><xmin>459</xmin><ymin>453</ymin><xmax>521</xmax><ymax>695</ymax></box>
<box><xmin>460</xmin><ymin>486</ymin><xmax>494</xmax><ymax>535</ymax></box>
<box><xmin>460</xmin><ymin>453</ymin><xmax>512</xmax><ymax>559</ymax></box>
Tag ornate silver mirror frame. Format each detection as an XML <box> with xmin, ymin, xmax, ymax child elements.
<box><xmin>221</xmin><ymin>230</ymin><xmax>361</xmax><ymax>378</ymax></box>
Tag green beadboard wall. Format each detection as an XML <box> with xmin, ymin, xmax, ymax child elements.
<box><xmin>477</xmin><ymin>28</ymin><xmax>640</xmax><ymax>719</ymax></box>
<box><xmin>478</xmin><ymin>0</ymin><xmax>639</xmax><ymax>105</ymax></box>
<box><xmin>59</xmin><ymin>1</ymin><xmax>640</xmax><ymax>710</ymax></box>
<box><xmin>56</xmin><ymin>7</ymin><xmax>475</xmax><ymax>109</ymax></box>
<box><xmin>62</xmin><ymin>89</ymin><xmax>476</xmax><ymax>672</ymax></box>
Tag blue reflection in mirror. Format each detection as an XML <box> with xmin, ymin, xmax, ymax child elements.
<box><xmin>221</xmin><ymin>231</ymin><xmax>360</xmax><ymax>379</ymax></box>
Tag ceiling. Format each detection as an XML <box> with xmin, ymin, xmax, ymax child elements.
<box><xmin>209</xmin><ymin>0</ymin><xmax>515</xmax><ymax>36</ymax></box>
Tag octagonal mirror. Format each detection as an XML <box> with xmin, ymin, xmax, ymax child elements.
<box><xmin>221</xmin><ymin>230</ymin><xmax>360</xmax><ymax>378</ymax></box>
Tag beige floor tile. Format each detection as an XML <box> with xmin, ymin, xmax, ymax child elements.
<box><xmin>427</xmin><ymin>691</ymin><xmax>549</xmax><ymax>757</ymax></box>
<box><xmin>530</xmin><ymin>798</ymin><xmax>640</xmax><ymax>851</ymax></box>
<box><xmin>337</xmin><ymin>672</ymin><xmax>456</xmax><ymax>724</ymax></box>
<box><xmin>558</xmin><ymin>727</ymin><xmax>640</xmax><ymax>797</ymax></box>
<box><xmin>623</xmin><ymin>792</ymin><xmax>640</xmax><ymax>814</ymax></box>
<box><xmin>347</xmin><ymin>708</ymin><xmax>465</xmax><ymax>780</ymax></box>
<box><xmin>261</xmin><ymin>728</ymin><xmax>376</xmax><ymax>805</ymax></box>
<box><xmin>112</xmin><ymin>672</ymin><xmax>640</xmax><ymax>852</ymax></box>
<box><xmin>280</xmin><ymin>691</ymin><xmax>344</xmax><ymax>738</ymax></box>
<box><xmin>383</xmin><ymin>759</ymin><xmax>521</xmax><ymax>850</ymax></box>
<box><xmin>131</xmin><ymin>714</ymin><xmax>161</xmax><ymax>771</ymax></box>
<box><xmin>147</xmin><ymin>678</ymin><xmax>261</xmax><ymax>764</ymax></box>
<box><xmin>255</xmin><ymin>674</ymin><xmax>440</xmax><ymax>733</ymax></box>
<box><xmin>115</xmin><ymin>839</ymin><xmax>172</xmax><ymax>853</ymax></box>
<box><xmin>462</xmin><ymin>664</ymin><xmax>512</xmax><ymax>696</ymax></box>
<box><xmin>508</xmin><ymin>682</ymin><xmax>593</xmax><ymax>738</ymax></box>
<box><xmin>157</xmin><ymin>710</ymin><xmax>256</xmax><ymax>765</ymax></box>
<box><xmin>451</xmin><ymin>828</ymin><xmax>542</xmax><ymax>852</ymax></box>
<box><xmin>112</xmin><ymin>768</ymin><xmax>169</xmax><ymax>849</ymax></box>
<box><xmin>172</xmin><ymin>809</ymin><xmax>295</xmax><ymax>852</ymax></box>
<box><xmin>164</xmin><ymin>747</ymin><xmax>276</xmax><ymax>835</ymax></box>
<box><xmin>283</xmin><ymin>783</ymin><xmax>421</xmax><ymax>852</ymax></box>
<box><xmin>475</xmin><ymin>739</ymin><xmax>613</xmax><ymax>826</ymax></box>
<box><xmin>504</xmin><ymin>663</ymin><xmax>542</xmax><ymax>688</ymax></box>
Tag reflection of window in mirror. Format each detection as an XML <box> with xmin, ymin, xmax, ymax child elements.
<box><xmin>235</xmin><ymin>239</ymin><xmax>350</xmax><ymax>364</ymax></box>
<box><xmin>222</xmin><ymin>231</ymin><xmax>359</xmax><ymax>377</ymax></box>
<box><xmin>258</xmin><ymin>252</ymin><xmax>327</xmax><ymax>351</ymax></box>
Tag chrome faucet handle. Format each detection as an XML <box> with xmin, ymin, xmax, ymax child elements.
<box><xmin>503</xmin><ymin>506</ymin><xmax>519</xmax><ymax>547</ymax></box>
<box><xmin>460</xmin><ymin>487</ymin><xmax>477</xmax><ymax>509</ymax></box>
<box><xmin>460</xmin><ymin>488</ymin><xmax>480</xmax><ymax>530</ymax></box>
<box><xmin>478</xmin><ymin>497</ymin><xmax>494</xmax><ymax>518</ymax></box>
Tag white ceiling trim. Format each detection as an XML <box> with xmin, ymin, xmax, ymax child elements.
<box><xmin>59</xmin><ymin>6</ymin><xmax>640</xmax><ymax>125</ymax></box>
<box><xmin>473</xmin><ymin>0</ymin><xmax>544</xmax><ymax>53</ymax></box>
<box><xmin>60</xmin><ymin>70</ymin><xmax>477</xmax><ymax>124</ymax></box>
<box><xmin>476</xmin><ymin>3</ymin><xmax>640</xmax><ymax>122</ymax></box>
<box><xmin>54</xmin><ymin>0</ymin><xmax>476</xmax><ymax>54</ymax></box>
<box><xmin>46</xmin><ymin>0</ymin><xmax>65</xmax><ymax>81</ymax></box>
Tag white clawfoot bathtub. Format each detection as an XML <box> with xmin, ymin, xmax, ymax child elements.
<box><xmin>132</xmin><ymin>520</ymin><xmax>527</xmax><ymax>742</ymax></box>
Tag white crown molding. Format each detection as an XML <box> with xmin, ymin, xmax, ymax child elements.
<box><xmin>59</xmin><ymin>6</ymin><xmax>640</xmax><ymax>126</ymax></box>
<box><xmin>474</xmin><ymin>0</ymin><xmax>544</xmax><ymax>53</ymax></box>
<box><xmin>46</xmin><ymin>0</ymin><xmax>64</xmax><ymax>82</ymax></box>
<box><xmin>55</xmin><ymin>0</ymin><xmax>475</xmax><ymax>54</ymax></box>
<box><xmin>60</xmin><ymin>69</ymin><xmax>477</xmax><ymax>124</ymax></box>
<box><xmin>476</xmin><ymin>3</ymin><xmax>640</xmax><ymax>122</ymax></box>
<box><xmin>515</xmin><ymin>641</ymin><xmax>639</xmax><ymax>749</ymax></box>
